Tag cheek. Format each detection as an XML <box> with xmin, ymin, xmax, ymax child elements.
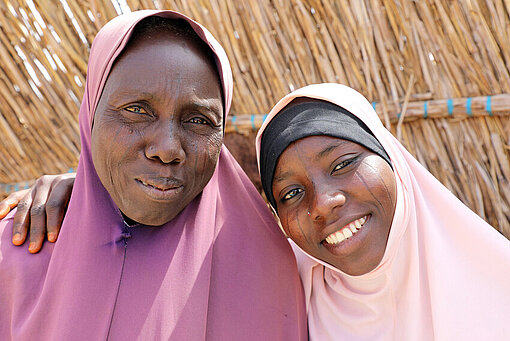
<box><xmin>280</xmin><ymin>209</ymin><xmax>307</xmax><ymax>242</ymax></box>
<box><xmin>92</xmin><ymin>126</ymin><xmax>127</xmax><ymax>162</ymax></box>
<box><xmin>355</xmin><ymin>158</ymin><xmax>396</xmax><ymax>218</ymax></box>
<box><xmin>91</xmin><ymin>120</ymin><xmax>137</xmax><ymax>187</ymax></box>
<box><xmin>186</xmin><ymin>131</ymin><xmax>223</xmax><ymax>183</ymax></box>
<box><xmin>379</xmin><ymin>168</ymin><xmax>397</xmax><ymax>219</ymax></box>
<box><xmin>204</xmin><ymin>130</ymin><xmax>223</xmax><ymax>161</ymax></box>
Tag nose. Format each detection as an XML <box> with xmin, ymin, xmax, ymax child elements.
<box><xmin>309</xmin><ymin>187</ymin><xmax>346</xmax><ymax>221</ymax></box>
<box><xmin>145</xmin><ymin>122</ymin><xmax>185</xmax><ymax>164</ymax></box>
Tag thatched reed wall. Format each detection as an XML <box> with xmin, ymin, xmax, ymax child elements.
<box><xmin>0</xmin><ymin>0</ymin><xmax>509</xmax><ymax>236</ymax></box>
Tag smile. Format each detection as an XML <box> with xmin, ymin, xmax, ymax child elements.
<box><xmin>323</xmin><ymin>215</ymin><xmax>368</xmax><ymax>245</ymax></box>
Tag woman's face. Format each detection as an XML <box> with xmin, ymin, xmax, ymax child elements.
<box><xmin>272</xmin><ymin>135</ymin><xmax>396</xmax><ymax>276</ymax></box>
<box><xmin>91</xmin><ymin>29</ymin><xmax>223</xmax><ymax>226</ymax></box>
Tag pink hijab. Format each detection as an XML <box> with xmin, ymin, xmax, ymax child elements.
<box><xmin>256</xmin><ymin>83</ymin><xmax>510</xmax><ymax>340</ymax></box>
<box><xmin>0</xmin><ymin>10</ymin><xmax>307</xmax><ymax>340</ymax></box>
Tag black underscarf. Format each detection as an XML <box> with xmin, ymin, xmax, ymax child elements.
<box><xmin>260</xmin><ymin>99</ymin><xmax>391</xmax><ymax>209</ymax></box>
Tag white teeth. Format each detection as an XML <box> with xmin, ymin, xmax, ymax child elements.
<box><xmin>343</xmin><ymin>228</ymin><xmax>353</xmax><ymax>238</ymax></box>
<box><xmin>323</xmin><ymin>215</ymin><xmax>368</xmax><ymax>245</ymax></box>
<box><xmin>336</xmin><ymin>233</ymin><xmax>345</xmax><ymax>243</ymax></box>
<box><xmin>354</xmin><ymin>220</ymin><xmax>361</xmax><ymax>229</ymax></box>
<box><xmin>326</xmin><ymin>232</ymin><xmax>345</xmax><ymax>244</ymax></box>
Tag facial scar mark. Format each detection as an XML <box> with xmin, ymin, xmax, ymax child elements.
<box><xmin>354</xmin><ymin>160</ymin><xmax>394</xmax><ymax>220</ymax></box>
<box><xmin>292</xmin><ymin>142</ymin><xmax>319</xmax><ymax>246</ymax></box>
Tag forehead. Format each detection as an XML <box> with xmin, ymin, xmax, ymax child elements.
<box><xmin>281</xmin><ymin>136</ymin><xmax>361</xmax><ymax>161</ymax></box>
<box><xmin>105</xmin><ymin>29</ymin><xmax>222</xmax><ymax>100</ymax></box>
<box><xmin>273</xmin><ymin>136</ymin><xmax>365</xmax><ymax>187</ymax></box>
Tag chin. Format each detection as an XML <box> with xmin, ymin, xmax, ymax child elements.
<box><xmin>137</xmin><ymin>213</ymin><xmax>177</xmax><ymax>227</ymax></box>
<box><xmin>120</xmin><ymin>206</ymin><xmax>176</xmax><ymax>226</ymax></box>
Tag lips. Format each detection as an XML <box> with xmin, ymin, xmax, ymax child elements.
<box><xmin>136</xmin><ymin>177</ymin><xmax>182</xmax><ymax>190</ymax></box>
<box><xmin>323</xmin><ymin>215</ymin><xmax>368</xmax><ymax>245</ymax></box>
<box><xmin>135</xmin><ymin>176</ymin><xmax>184</xmax><ymax>200</ymax></box>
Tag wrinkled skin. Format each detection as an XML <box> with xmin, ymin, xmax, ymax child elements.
<box><xmin>91</xmin><ymin>29</ymin><xmax>223</xmax><ymax>226</ymax></box>
<box><xmin>1</xmin><ymin>28</ymin><xmax>224</xmax><ymax>251</ymax></box>
<box><xmin>272</xmin><ymin>132</ymin><xmax>396</xmax><ymax>276</ymax></box>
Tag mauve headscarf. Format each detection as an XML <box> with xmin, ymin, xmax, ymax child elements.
<box><xmin>0</xmin><ymin>10</ymin><xmax>306</xmax><ymax>340</ymax></box>
<box><xmin>256</xmin><ymin>83</ymin><xmax>510</xmax><ymax>340</ymax></box>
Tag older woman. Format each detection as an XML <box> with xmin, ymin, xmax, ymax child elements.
<box><xmin>256</xmin><ymin>83</ymin><xmax>510</xmax><ymax>340</ymax></box>
<box><xmin>0</xmin><ymin>10</ymin><xmax>307</xmax><ymax>340</ymax></box>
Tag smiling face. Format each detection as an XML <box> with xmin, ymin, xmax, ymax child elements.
<box><xmin>91</xmin><ymin>28</ymin><xmax>223</xmax><ymax>226</ymax></box>
<box><xmin>272</xmin><ymin>135</ymin><xmax>396</xmax><ymax>275</ymax></box>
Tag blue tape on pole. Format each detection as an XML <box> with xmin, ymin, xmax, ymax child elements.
<box><xmin>251</xmin><ymin>114</ymin><xmax>256</xmax><ymax>130</ymax></box>
<box><xmin>231</xmin><ymin>115</ymin><xmax>238</xmax><ymax>132</ymax></box>
<box><xmin>5</xmin><ymin>185</ymin><xmax>11</xmax><ymax>193</ymax></box>
<box><xmin>372</xmin><ymin>102</ymin><xmax>376</xmax><ymax>110</ymax></box>
<box><xmin>24</xmin><ymin>183</ymin><xmax>29</xmax><ymax>189</ymax></box>
<box><xmin>263</xmin><ymin>114</ymin><xmax>268</xmax><ymax>123</ymax></box>
<box><xmin>397</xmin><ymin>113</ymin><xmax>401</xmax><ymax>120</ymax></box>
<box><xmin>14</xmin><ymin>183</ymin><xmax>19</xmax><ymax>191</ymax></box>
<box><xmin>466</xmin><ymin>97</ymin><xmax>472</xmax><ymax>116</ymax></box>
<box><xmin>423</xmin><ymin>101</ymin><xmax>428</xmax><ymax>118</ymax></box>
<box><xmin>486</xmin><ymin>96</ymin><xmax>492</xmax><ymax>116</ymax></box>
<box><xmin>447</xmin><ymin>99</ymin><xmax>453</xmax><ymax>116</ymax></box>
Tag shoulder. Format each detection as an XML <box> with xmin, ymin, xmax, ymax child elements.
<box><xmin>0</xmin><ymin>209</ymin><xmax>18</xmax><ymax>264</ymax></box>
<box><xmin>0</xmin><ymin>209</ymin><xmax>53</xmax><ymax>285</ymax></box>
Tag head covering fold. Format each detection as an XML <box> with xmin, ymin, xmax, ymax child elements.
<box><xmin>0</xmin><ymin>10</ymin><xmax>306</xmax><ymax>340</ymax></box>
<box><xmin>256</xmin><ymin>83</ymin><xmax>510</xmax><ymax>340</ymax></box>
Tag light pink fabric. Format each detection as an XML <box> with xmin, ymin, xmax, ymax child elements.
<box><xmin>256</xmin><ymin>83</ymin><xmax>510</xmax><ymax>340</ymax></box>
<box><xmin>0</xmin><ymin>10</ymin><xmax>307</xmax><ymax>340</ymax></box>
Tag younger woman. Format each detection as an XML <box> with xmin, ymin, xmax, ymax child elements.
<box><xmin>256</xmin><ymin>83</ymin><xmax>510</xmax><ymax>340</ymax></box>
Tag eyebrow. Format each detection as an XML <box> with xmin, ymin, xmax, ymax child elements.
<box><xmin>109</xmin><ymin>91</ymin><xmax>154</xmax><ymax>103</ymax></box>
<box><xmin>185</xmin><ymin>100</ymin><xmax>223</xmax><ymax>125</ymax></box>
<box><xmin>189</xmin><ymin>101</ymin><xmax>222</xmax><ymax>116</ymax></box>
<box><xmin>273</xmin><ymin>140</ymin><xmax>350</xmax><ymax>184</ymax></box>
<box><xmin>273</xmin><ymin>171</ymin><xmax>294</xmax><ymax>184</ymax></box>
<box><xmin>108</xmin><ymin>91</ymin><xmax>222</xmax><ymax>115</ymax></box>
<box><xmin>316</xmin><ymin>140</ymin><xmax>349</xmax><ymax>160</ymax></box>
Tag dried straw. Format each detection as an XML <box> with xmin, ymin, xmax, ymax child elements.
<box><xmin>0</xmin><ymin>0</ymin><xmax>508</xmax><ymax>236</ymax></box>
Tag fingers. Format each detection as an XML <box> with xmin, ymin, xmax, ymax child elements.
<box><xmin>8</xmin><ymin>173</ymin><xmax>76</xmax><ymax>253</ymax></box>
<box><xmin>0</xmin><ymin>189</ymin><xmax>30</xmax><ymax>219</ymax></box>
<box><xmin>46</xmin><ymin>175</ymin><xmax>74</xmax><ymax>243</ymax></box>
<box><xmin>27</xmin><ymin>176</ymin><xmax>56</xmax><ymax>253</ymax></box>
<box><xmin>11</xmin><ymin>189</ymin><xmax>35</xmax><ymax>246</ymax></box>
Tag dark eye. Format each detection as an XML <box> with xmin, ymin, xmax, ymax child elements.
<box><xmin>187</xmin><ymin>117</ymin><xmax>209</xmax><ymax>125</ymax></box>
<box><xmin>124</xmin><ymin>105</ymin><xmax>147</xmax><ymax>114</ymax></box>
<box><xmin>332</xmin><ymin>156</ymin><xmax>358</xmax><ymax>174</ymax></box>
<box><xmin>282</xmin><ymin>188</ymin><xmax>303</xmax><ymax>201</ymax></box>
